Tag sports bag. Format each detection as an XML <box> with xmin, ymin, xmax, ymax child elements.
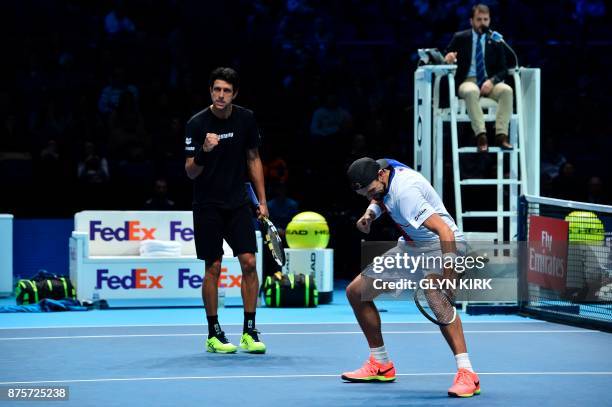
<box><xmin>15</xmin><ymin>271</ymin><xmax>76</xmax><ymax>305</ymax></box>
<box><xmin>263</xmin><ymin>272</ymin><xmax>318</xmax><ymax>307</ymax></box>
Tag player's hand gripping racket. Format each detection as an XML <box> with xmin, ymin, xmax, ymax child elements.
<box><xmin>414</xmin><ymin>270</ymin><xmax>458</xmax><ymax>326</ymax></box>
<box><xmin>246</xmin><ymin>183</ymin><xmax>285</xmax><ymax>267</ymax></box>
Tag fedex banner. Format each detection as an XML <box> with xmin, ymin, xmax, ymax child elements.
<box><xmin>70</xmin><ymin>211</ymin><xmax>262</xmax><ymax>303</ymax></box>
<box><xmin>527</xmin><ymin>215</ymin><xmax>569</xmax><ymax>291</ymax></box>
<box><xmin>76</xmin><ymin>211</ymin><xmax>206</xmax><ymax>256</ymax></box>
<box><xmin>95</xmin><ymin>268</ymin><xmax>243</xmax><ymax>291</ymax></box>
<box><xmin>69</xmin><ymin>245</ymin><xmax>248</xmax><ymax>300</ymax></box>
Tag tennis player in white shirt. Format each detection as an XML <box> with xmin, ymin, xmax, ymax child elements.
<box><xmin>341</xmin><ymin>157</ymin><xmax>481</xmax><ymax>398</ymax></box>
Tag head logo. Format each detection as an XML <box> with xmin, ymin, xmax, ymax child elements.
<box><xmin>185</xmin><ymin>137</ymin><xmax>192</xmax><ymax>145</ymax></box>
<box><xmin>287</xmin><ymin>229</ymin><xmax>329</xmax><ymax>235</ymax></box>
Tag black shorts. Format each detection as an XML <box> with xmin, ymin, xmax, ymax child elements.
<box><xmin>193</xmin><ymin>204</ymin><xmax>257</xmax><ymax>263</ymax></box>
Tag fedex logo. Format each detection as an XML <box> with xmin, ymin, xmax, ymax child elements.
<box><xmin>178</xmin><ymin>268</ymin><xmax>241</xmax><ymax>289</ymax></box>
<box><xmin>169</xmin><ymin>221</ymin><xmax>194</xmax><ymax>241</ymax></box>
<box><xmin>96</xmin><ymin>269</ymin><xmax>163</xmax><ymax>289</ymax></box>
<box><xmin>90</xmin><ymin>221</ymin><xmax>156</xmax><ymax>241</ymax></box>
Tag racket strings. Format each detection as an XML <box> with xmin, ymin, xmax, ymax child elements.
<box><xmin>262</xmin><ymin>218</ymin><xmax>285</xmax><ymax>266</ymax></box>
<box><xmin>418</xmin><ymin>287</ymin><xmax>455</xmax><ymax>324</ymax></box>
<box><xmin>270</xmin><ymin>237</ymin><xmax>283</xmax><ymax>257</ymax></box>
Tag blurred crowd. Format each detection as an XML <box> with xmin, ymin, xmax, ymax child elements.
<box><xmin>1</xmin><ymin>0</ymin><xmax>611</xmax><ymax>277</ymax></box>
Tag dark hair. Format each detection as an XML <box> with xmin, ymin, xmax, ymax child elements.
<box><xmin>471</xmin><ymin>3</ymin><xmax>490</xmax><ymax>17</ymax></box>
<box><xmin>209</xmin><ymin>67</ymin><xmax>240</xmax><ymax>92</ymax></box>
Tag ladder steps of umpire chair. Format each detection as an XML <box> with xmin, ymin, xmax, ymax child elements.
<box><xmin>445</xmin><ymin>72</ymin><xmax>524</xmax><ymax>243</ymax></box>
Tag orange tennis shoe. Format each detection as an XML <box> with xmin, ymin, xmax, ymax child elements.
<box><xmin>341</xmin><ymin>356</ymin><xmax>396</xmax><ymax>383</ymax></box>
<box><xmin>448</xmin><ymin>368</ymin><xmax>481</xmax><ymax>397</ymax></box>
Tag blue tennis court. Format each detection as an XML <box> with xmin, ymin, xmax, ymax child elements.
<box><xmin>1</xmin><ymin>293</ymin><xmax>610</xmax><ymax>407</ymax></box>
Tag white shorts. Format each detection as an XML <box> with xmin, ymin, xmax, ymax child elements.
<box><xmin>360</xmin><ymin>240</ymin><xmax>468</xmax><ymax>297</ymax></box>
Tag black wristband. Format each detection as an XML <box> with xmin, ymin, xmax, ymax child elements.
<box><xmin>194</xmin><ymin>147</ymin><xmax>206</xmax><ymax>166</ymax></box>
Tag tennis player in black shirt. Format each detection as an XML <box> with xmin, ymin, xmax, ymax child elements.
<box><xmin>185</xmin><ymin>67</ymin><xmax>267</xmax><ymax>354</ymax></box>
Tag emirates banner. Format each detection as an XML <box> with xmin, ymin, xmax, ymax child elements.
<box><xmin>527</xmin><ymin>216</ymin><xmax>569</xmax><ymax>291</ymax></box>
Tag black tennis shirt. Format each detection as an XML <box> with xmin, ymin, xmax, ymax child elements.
<box><xmin>185</xmin><ymin>104</ymin><xmax>260</xmax><ymax>208</ymax></box>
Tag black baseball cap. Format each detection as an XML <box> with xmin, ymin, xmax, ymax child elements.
<box><xmin>347</xmin><ymin>157</ymin><xmax>389</xmax><ymax>190</ymax></box>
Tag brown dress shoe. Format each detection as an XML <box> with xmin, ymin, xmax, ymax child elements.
<box><xmin>476</xmin><ymin>133</ymin><xmax>488</xmax><ymax>153</ymax></box>
<box><xmin>495</xmin><ymin>134</ymin><xmax>513</xmax><ymax>150</ymax></box>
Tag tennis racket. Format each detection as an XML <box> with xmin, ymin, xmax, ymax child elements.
<box><xmin>246</xmin><ymin>183</ymin><xmax>286</xmax><ymax>267</ymax></box>
<box><xmin>414</xmin><ymin>249</ymin><xmax>489</xmax><ymax>326</ymax></box>
<box><xmin>414</xmin><ymin>274</ymin><xmax>457</xmax><ymax>326</ymax></box>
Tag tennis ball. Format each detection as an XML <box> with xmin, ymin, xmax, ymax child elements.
<box><xmin>564</xmin><ymin>211</ymin><xmax>605</xmax><ymax>242</ymax></box>
<box><xmin>286</xmin><ymin>211</ymin><xmax>330</xmax><ymax>249</ymax></box>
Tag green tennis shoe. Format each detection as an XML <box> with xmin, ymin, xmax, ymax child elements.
<box><xmin>206</xmin><ymin>333</ymin><xmax>237</xmax><ymax>354</ymax></box>
<box><xmin>240</xmin><ymin>330</ymin><xmax>266</xmax><ymax>354</ymax></box>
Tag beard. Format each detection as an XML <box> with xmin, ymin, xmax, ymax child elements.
<box><xmin>371</xmin><ymin>184</ymin><xmax>387</xmax><ymax>201</ymax></box>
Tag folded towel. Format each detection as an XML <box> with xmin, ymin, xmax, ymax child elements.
<box><xmin>142</xmin><ymin>250</ymin><xmax>183</xmax><ymax>257</ymax></box>
<box><xmin>140</xmin><ymin>240</ymin><xmax>182</xmax><ymax>257</ymax></box>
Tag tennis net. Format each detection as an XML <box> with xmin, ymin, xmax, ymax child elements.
<box><xmin>518</xmin><ymin>194</ymin><xmax>612</xmax><ymax>331</ymax></box>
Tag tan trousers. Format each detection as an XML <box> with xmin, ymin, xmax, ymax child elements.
<box><xmin>458</xmin><ymin>77</ymin><xmax>513</xmax><ymax>136</ymax></box>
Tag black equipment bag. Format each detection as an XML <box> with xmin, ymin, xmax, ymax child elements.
<box><xmin>15</xmin><ymin>271</ymin><xmax>76</xmax><ymax>305</ymax></box>
<box><xmin>263</xmin><ymin>272</ymin><xmax>318</xmax><ymax>308</ymax></box>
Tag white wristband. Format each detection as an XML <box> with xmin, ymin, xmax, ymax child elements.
<box><xmin>366</xmin><ymin>203</ymin><xmax>382</xmax><ymax>219</ymax></box>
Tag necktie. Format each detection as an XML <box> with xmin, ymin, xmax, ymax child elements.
<box><xmin>475</xmin><ymin>33</ymin><xmax>486</xmax><ymax>86</ymax></box>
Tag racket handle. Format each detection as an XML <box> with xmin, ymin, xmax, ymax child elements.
<box><xmin>246</xmin><ymin>182</ymin><xmax>259</xmax><ymax>206</ymax></box>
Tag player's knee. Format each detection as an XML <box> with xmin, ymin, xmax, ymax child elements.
<box><xmin>239</xmin><ymin>255</ymin><xmax>257</xmax><ymax>274</ymax></box>
<box><xmin>346</xmin><ymin>279</ymin><xmax>361</xmax><ymax>303</ymax></box>
<box><xmin>205</xmin><ymin>259</ymin><xmax>222</xmax><ymax>278</ymax></box>
<box><xmin>345</xmin><ymin>285</ymin><xmax>355</xmax><ymax>303</ymax></box>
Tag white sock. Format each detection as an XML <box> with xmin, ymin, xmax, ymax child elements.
<box><xmin>455</xmin><ymin>353</ymin><xmax>474</xmax><ymax>372</ymax></box>
<box><xmin>370</xmin><ymin>345</ymin><xmax>390</xmax><ymax>364</ymax></box>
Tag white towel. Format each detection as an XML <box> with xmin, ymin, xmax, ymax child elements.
<box><xmin>140</xmin><ymin>240</ymin><xmax>182</xmax><ymax>257</ymax></box>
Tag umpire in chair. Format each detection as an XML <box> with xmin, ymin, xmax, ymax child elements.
<box><xmin>444</xmin><ymin>3</ymin><xmax>513</xmax><ymax>153</ymax></box>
